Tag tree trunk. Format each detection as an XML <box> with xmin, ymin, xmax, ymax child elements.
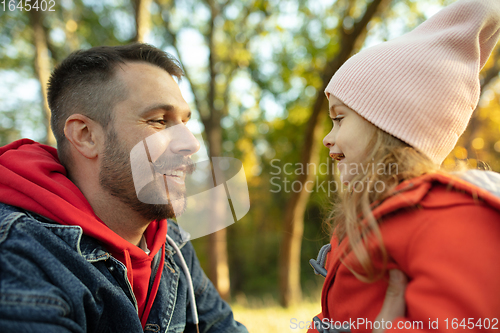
<box><xmin>278</xmin><ymin>0</ymin><xmax>392</xmax><ymax>307</ymax></box>
<box><xmin>133</xmin><ymin>0</ymin><xmax>153</xmax><ymax>42</ymax></box>
<box><xmin>203</xmin><ymin>1</ymin><xmax>231</xmax><ymax>300</ymax></box>
<box><xmin>205</xmin><ymin>123</ymin><xmax>231</xmax><ymax>301</ymax></box>
<box><xmin>279</xmin><ymin>119</ymin><xmax>325</xmax><ymax>306</ymax></box>
<box><xmin>29</xmin><ymin>10</ymin><xmax>55</xmax><ymax>147</ymax></box>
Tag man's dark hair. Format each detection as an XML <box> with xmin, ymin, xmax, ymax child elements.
<box><xmin>47</xmin><ymin>43</ymin><xmax>184</xmax><ymax>167</ymax></box>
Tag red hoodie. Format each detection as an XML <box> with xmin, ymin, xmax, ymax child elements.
<box><xmin>0</xmin><ymin>139</ymin><xmax>167</xmax><ymax>328</ymax></box>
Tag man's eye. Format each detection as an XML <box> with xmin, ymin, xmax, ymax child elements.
<box><xmin>151</xmin><ymin>119</ymin><xmax>166</xmax><ymax>126</ymax></box>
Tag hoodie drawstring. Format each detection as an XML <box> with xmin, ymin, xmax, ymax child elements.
<box><xmin>166</xmin><ymin>235</ymin><xmax>199</xmax><ymax>333</ymax></box>
<box><xmin>310</xmin><ymin>244</ymin><xmax>331</xmax><ymax>278</ymax></box>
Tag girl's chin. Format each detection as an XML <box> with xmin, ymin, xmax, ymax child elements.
<box><xmin>338</xmin><ymin>168</ymin><xmax>359</xmax><ymax>184</ymax></box>
<box><xmin>339</xmin><ymin>174</ymin><xmax>353</xmax><ymax>185</ymax></box>
<box><xmin>337</xmin><ymin>160</ymin><xmax>352</xmax><ymax>183</ymax></box>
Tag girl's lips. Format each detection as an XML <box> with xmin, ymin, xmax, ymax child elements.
<box><xmin>330</xmin><ymin>153</ymin><xmax>345</xmax><ymax>161</ymax></box>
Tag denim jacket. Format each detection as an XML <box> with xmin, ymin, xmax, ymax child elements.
<box><xmin>0</xmin><ymin>203</ymin><xmax>247</xmax><ymax>333</ymax></box>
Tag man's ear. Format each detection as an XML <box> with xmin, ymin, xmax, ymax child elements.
<box><xmin>64</xmin><ymin>114</ymin><xmax>104</xmax><ymax>159</ymax></box>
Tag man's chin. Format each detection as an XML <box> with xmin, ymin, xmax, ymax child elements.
<box><xmin>170</xmin><ymin>198</ymin><xmax>187</xmax><ymax>217</ymax></box>
<box><xmin>136</xmin><ymin>177</ymin><xmax>187</xmax><ymax>205</ymax></box>
<box><xmin>145</xmin><ymin>198</ymin><xmax>186</xmax><ymax>221</ymax></box>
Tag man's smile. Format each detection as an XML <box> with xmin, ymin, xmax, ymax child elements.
<box><xmin>162</xmin><ymin>168</ymin><xmax>186</xmax><ymax>185</ymax></box>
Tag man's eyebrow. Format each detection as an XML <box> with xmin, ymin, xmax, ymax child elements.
<box><xmin>140</xmin><ymin>103</ymin><xmax>175</xmax><ymax>116</ymax></box>
<box><xmin>140</xmin><ymin>103</ymin><xmax>192</xmax><ymax>120</ymax></box>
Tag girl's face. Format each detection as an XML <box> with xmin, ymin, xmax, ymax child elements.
<box><xmin>323</xmin><ymin>95</ymin><xmax>377</xmax><ymax>183</ymax></box>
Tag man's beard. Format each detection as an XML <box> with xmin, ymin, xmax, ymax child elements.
<box><xmin>99</xmin><ymin>128</ymin><xmax>193</xmax><ymax>222</ymax></box>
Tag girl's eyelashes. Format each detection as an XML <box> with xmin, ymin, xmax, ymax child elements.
<box><xmin>332</xmin><ymin>115</ymin><xmax>344</xmax><ymax>125</ymax></box>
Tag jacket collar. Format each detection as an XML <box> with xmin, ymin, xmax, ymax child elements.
<box><xmin>23</xmin><ymin>209</ymin><xmax>112</xmax><ymax>262</ymax></box>
<box><xmin>372</xmin><ymin>171</ymin><xmax>500</xmax><ymax>219</ymax></box>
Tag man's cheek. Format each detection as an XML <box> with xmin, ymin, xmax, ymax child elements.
<box><xmin>145</xmin><ymin>130</ymin><xmax>171</xmax><ymax>162</ymax></box>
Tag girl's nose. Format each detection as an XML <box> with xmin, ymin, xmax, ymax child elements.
<box><xmin>323</xmin><ymin>130</ymin><xmax>335</xmax><ymax>148</ymax></box>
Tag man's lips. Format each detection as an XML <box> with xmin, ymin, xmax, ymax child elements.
<box><xmin>330</xmin><ymin>153</ymin><xmax>345</xmax><ymax>161</ymax></box>
<box><xmin>152</xmin><ymin>164</ymin><xmax>190</xmax><ymax>185</ymax></box>
<box><xmin>163</xmin><ymin>169</ymin><xmax>185</xmax><ymax>177</ymax></box>
<box><xmin>161</xmin><ymin>168</ymin><xmax>187</xmax><ymax>185</ymax></box>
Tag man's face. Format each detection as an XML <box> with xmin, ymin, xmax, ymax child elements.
<box><xmin>99</xmin><ymin>62</ymin><xmax>200</xmax><ymax>221</ymax></box>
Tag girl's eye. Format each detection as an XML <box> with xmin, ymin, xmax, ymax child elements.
<box><xmin>332</xmin><ymin>116</ymin><xmax>344</xmax><ymax>125</ymax></box>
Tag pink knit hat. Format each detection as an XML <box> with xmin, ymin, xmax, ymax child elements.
<box><xmin>325</xmin><ymin>0</ymin><xmax>500</xmax><ymax>165</ymax></box>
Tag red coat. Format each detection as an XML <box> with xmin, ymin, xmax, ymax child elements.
<box><xmin>309</xmin><ymin>172</ymin><xmax>500</xmax><ymax>332</ymax></box>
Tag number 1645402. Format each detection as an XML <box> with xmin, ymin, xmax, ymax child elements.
<box><xmin>2</xmin><ymin>0</ymin><xmax>56</xmax><ymax>12</ymax></box>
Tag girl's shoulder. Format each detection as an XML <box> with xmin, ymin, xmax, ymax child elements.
<box><xmin>373</xmin><ymin>170</ymin><xmax>500</xmax><ymax>219</ymax></box>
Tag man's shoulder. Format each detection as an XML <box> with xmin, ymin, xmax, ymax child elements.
<box><xmin>0</xmin><ymin>202</ymin><xmax>58</xmax><ymax>225</ymax></box>
<box><xmin>0</xmin><ymin>202</ymin><xmax>25</xmax><ymax>219</ymax></box>
<box><xmin>0</xmin><ymin>203</ymin><xmax>41</xmax><ymax>242</ymax></box>
<box><xmin>0</xmin><ymin>202</ymin><xmax>83</xmax><ymax>249</ymax></box>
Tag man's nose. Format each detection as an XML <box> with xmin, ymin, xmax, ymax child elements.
<box><xmin>169</xmin><ymin>124</ymin><xmax>200</xmax><ymax>156</ymax></box>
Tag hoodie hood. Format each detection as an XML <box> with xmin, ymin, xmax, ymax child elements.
<box><xmin>0</xmin><ymin>139</ymin><xmax>167</xmax><ymax>325</ymax></box>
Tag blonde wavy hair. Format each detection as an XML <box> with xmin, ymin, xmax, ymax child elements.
<box><xmin>327</xmin><ymin>127</ymin><xmax>437</xmax><ymax>282</ymax></box>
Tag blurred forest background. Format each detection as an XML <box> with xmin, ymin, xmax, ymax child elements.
<box><xmin>2</xmin><ymin>0</ymin><xmax>500</xmax><ymax>331</ymax></box>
